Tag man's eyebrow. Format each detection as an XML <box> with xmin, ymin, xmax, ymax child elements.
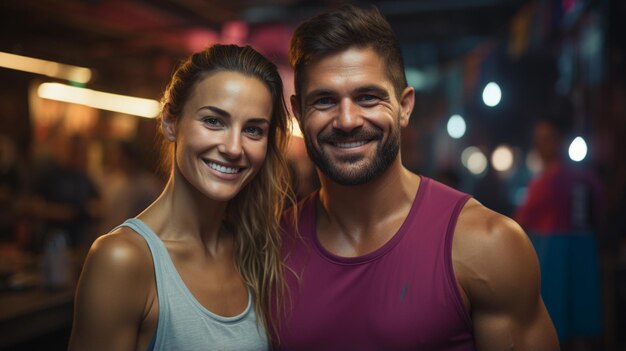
<box><xmin>353</xmin><ymin>85</ymin><xmax>389</xmax><ymax>96</ymax></box>
<box><xmin>304</xmin><ymin>86</ymin><xmax>390</xmax><ymax>102</ymax></box>
<box><xmin>303</xmin><ymin>89</ymin><xmax>335</xmax><ymax>102</ymax></box>
<box><xmin>197</xmin><ymin>105</ymin><xmax>230</xmax><ymax>117</ymax></box>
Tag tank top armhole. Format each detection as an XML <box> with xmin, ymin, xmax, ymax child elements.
<box><xmin>146</xmin><ymin>323</ymin><xmax>157</xmax><ymax>351</ymax></box>
<box><xmin>115</xmin><ymin>218</ymin><xmax>166</xmax><ymax>351</ymax></box>
<box><xmin>443</xmin><ymin>195</ymin><xmax>474</xmax><ymax>331</ymax></box>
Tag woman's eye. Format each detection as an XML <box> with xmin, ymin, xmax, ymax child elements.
<box><xmin>244</xmin><ymin>126</ymin><xmax>264</xmax><ymax>137</ymax></box>
<box><xmin>203</xmin><ymin>117</ymin><xmax>222</xmax><ymax>127</ymax></box>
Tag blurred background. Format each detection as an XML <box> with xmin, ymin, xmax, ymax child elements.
<box><xmin>0</xmin><ymin>0</ymin><xmax>624</xmax><ymax>350</ymax></box>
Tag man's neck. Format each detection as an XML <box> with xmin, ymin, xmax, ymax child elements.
<box><xmin>315</xmin><ymin>158</ymin><xmax>421</xmax><ymax>256</ymax></box>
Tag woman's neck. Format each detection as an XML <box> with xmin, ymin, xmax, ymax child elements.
<box><xmin>138</xmin><ymin>171</ymin><xmax>228</xmax><ymax>250</ymax></box>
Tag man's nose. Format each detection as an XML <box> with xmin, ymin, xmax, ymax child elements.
<box><xmin>332</xmin><ymin>99</ymin><xmax>363</xmax><ymax>132</ymax></box>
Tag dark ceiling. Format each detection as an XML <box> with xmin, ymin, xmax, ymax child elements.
<box><xmin>0</xmin><ymin>0</ymin><xmax>526</xmax><ymax>98</ymax></box>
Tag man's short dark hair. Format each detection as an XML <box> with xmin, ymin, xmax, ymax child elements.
<box><xmin>289</xmin><ymin>5</ymin><xmax>408</xmax><ymax>100</ymax></box>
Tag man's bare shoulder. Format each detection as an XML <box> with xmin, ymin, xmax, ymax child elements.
<box><xmin>452</xmin><ymin>198</ymin><xmax>540</xmax><ymax>308</ymax></box>
<box><xmin>450</xmin><ymin>198</ymin><xmax>559</xmax><ymax>350</ymax></box>
<box><xmin>454</xmin><ymin>199</ymin><xmax>530</xmax><ymax>250</ymax></box>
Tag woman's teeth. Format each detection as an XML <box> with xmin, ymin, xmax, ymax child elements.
<box><xmin>207</xmin><ymin>162</ymin><xmax>239</xmax><ymax>174</ymax></box>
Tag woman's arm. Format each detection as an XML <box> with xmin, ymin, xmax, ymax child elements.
<box><xmin>69</xmin><ymin>230</ymin><xmax>153</xmax><ymax>351</ymax></box>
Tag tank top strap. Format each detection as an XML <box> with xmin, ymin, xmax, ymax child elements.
<box><xmin>113</xmin><ymin>218</ymin><xmax>172</xmax><ymax>281</ymax></box>
<box><xmin>112</xmin><ymin>218</ymin><xmax>170</xmax><ymax>349</ymax></box>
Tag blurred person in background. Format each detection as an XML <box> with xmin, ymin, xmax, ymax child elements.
<box><xmin>97</xmin><ymin>140</ymin><xmax>162</xmax><ymax>237</ymax></box>
<box><xmin>516</xmin><ymin>114</ymin><xmax>603</xmax><ymax>233</ymax></box>
<box><xmin>25</xmin><ymin>134</ymin><xmax>101</xmax><ymax>249</ymax></box>
<box><xmin>277</xmin><ymin>5</ymin><xmax>558</xmax><ymax>350</ymax></box>
<box><xmin>69</xmin><ymin>44</ymin><xmax>295</xmax><ymax>351</ymax></box>
<box><xmin>515</xmin><ymin>112</ymin><xmax>604</xmax><ymax>351</ymax></box>
<box><xmin>0</xmin><ymin>134</ymin><xmax>21</xmax><ymax>242</ymax></box>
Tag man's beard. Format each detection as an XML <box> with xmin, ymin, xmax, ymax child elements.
<box><xmin>303</xmin><ymin>123</ymin><xmax>400</xmax><ymax>186</ymax></box>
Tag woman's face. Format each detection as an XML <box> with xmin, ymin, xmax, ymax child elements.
<box><xmin>167</xmin><ymin>71</ymin><xmax>273</xmax><ymax>202</ymax></box>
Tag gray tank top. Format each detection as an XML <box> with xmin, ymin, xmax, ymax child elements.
<box><xmin>117</xmin><ymin>218</ymin><xmax>268</xmax><ymax>351</ymax></box>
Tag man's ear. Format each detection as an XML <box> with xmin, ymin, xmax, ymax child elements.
<box><xmin>161</xmin><ymin>105</ymin><xmax>177</xmax><ymax>142</ymax></box>
<box><xmin>290</xmin><ymin>94</ymin><xmax>303</xmax><ymax>129</ymax></box>
<box><xmin>399</xmin><ymin>86</ymin><xmax>415</xmax><ymax>128</ymax></box>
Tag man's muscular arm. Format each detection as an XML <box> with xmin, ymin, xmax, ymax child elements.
<box><xmin>453</xmin><ymin>199</ymin><xmax>559</xmax><ymax>351</ymax></box>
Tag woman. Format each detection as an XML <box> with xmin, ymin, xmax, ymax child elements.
<box><xmin>69</xmin><ymin>44</ymin><xmax>294</xmax><ymax>351</ymax></box>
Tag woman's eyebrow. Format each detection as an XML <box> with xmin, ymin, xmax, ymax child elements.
<box><xmin>246</xmin><ymin>118</ymin><xmax>271</xmax><ymax>125</ymax></box>
<box><xmin>197</xmin><ymin>105</ymin><xmax>230</xmax><ymax>117</ymax></box>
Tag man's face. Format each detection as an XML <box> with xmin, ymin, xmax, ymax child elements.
<box><xmin>533</xmin><ymin>121</ymin><xmax>561</xmax><ymax>165</ymax></box>
<box><xmin>292</xmin><ymin>47</ymin><xmax>413</xmax><ymax>185</ymax></box>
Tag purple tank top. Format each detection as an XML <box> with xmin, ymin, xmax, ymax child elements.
<box><xmin>277</xmin><ymin>177</ymin><xmax>475</xmax><ymax>350</ymax></box>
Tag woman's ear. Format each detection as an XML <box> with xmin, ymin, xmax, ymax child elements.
<box><xmin>161</xmin><ymin>105</ymin><xmax>177</xmax><ymax>142</ymax></box>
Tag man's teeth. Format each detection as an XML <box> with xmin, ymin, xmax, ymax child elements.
<box><xmin>207</xmin><ymin>162</ymin><xmax>239</xmax><ymax>174</ymax></box>
<box><xmin>336</xmin><ymin>141</ymin><xmax>367</xmax><ymax>148</ymax></box>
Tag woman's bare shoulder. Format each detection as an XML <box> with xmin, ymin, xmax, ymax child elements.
<box><xmin>82</xmin><ymin>226</ymin><xmax>154</xmax><ymax>284</ymax></box>
<box><xmin>71</xmin><ymin>227</ymin><xmax>156</xmax><ymax>350</ymax></box>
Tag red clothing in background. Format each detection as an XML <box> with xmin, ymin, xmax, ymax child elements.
<box><xmin>515</xmin><ymin>162</ymin><xmax>603</xmax><ymax>234</ymax></box>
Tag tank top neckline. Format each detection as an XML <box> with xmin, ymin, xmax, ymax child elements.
<box><xmin>124</xmin><ymin>218</ymin><xmax>253</xmax><ymax>323</ymax></box>
<box><xmin>309</xmin><ymin>176</ymin><xmax>428</xmax><ymax>265</ymax></box>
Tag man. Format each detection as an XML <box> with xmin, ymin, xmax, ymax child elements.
<box><xmin>516</xmin><ymin>116</ymin><xmax>603</xmax><ymax>234</ymax></box>
<box><xmin>515</xmin><ymin>116</ymin><xmax>603</xmax><ymax>350</ymax></box>
<box><xmin>277</xmin><ymin>5</ymin><xmax>559</xmax><ymax>351</ymax></box>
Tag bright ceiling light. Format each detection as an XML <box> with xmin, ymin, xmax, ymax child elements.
<box><xmin>568</xmin><ymin>136</ymin><xmax>588</xmax><ymax>162</ymax></box>
<box><xmin>447</xmin><ymin>114</ymin><xmax>466</xmax><ymax>139</ymax></box>
<box><xmin>37</xmin><ymin>82</ymin><xmax>160</xmax><ymax>118</ymax></box>
<box><xmin>0</xmin><ymin>51</ymin><xmax>92</xmax><ymax>83</ymax></box>
<box><xmin>482</xmin><ymin>82</ymin><xmax>501</xmax><ymax>107</ymax></box>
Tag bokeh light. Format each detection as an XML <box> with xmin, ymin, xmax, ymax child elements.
<box><xmin>491</xmin><ymin>145</ymin><xmax>514</xmax><ymax>172</ymax></box>
<box><xmin>482</xmin><ymin>82</ymin><xmax>502</xmax><ymax>107</ymax></box>
<box><xmin>447</xmin><ymin>114</ymin><xmax>466</xmax><ymax>139</ymax></box>
<box><xmin>568</xmin><ymin>136</ymin><xmax>588</xmax><ymax>162</ymax></box>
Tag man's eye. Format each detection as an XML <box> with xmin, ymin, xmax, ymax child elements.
<box><xmin>313</xmin><ymin>97</ymin><xmax>335</xmax><ymax>107</ymax></box>
<box><xmin>357</xmin><ymin>95</ymin><xmax>379</xmax><ymax>104</ymax></box>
